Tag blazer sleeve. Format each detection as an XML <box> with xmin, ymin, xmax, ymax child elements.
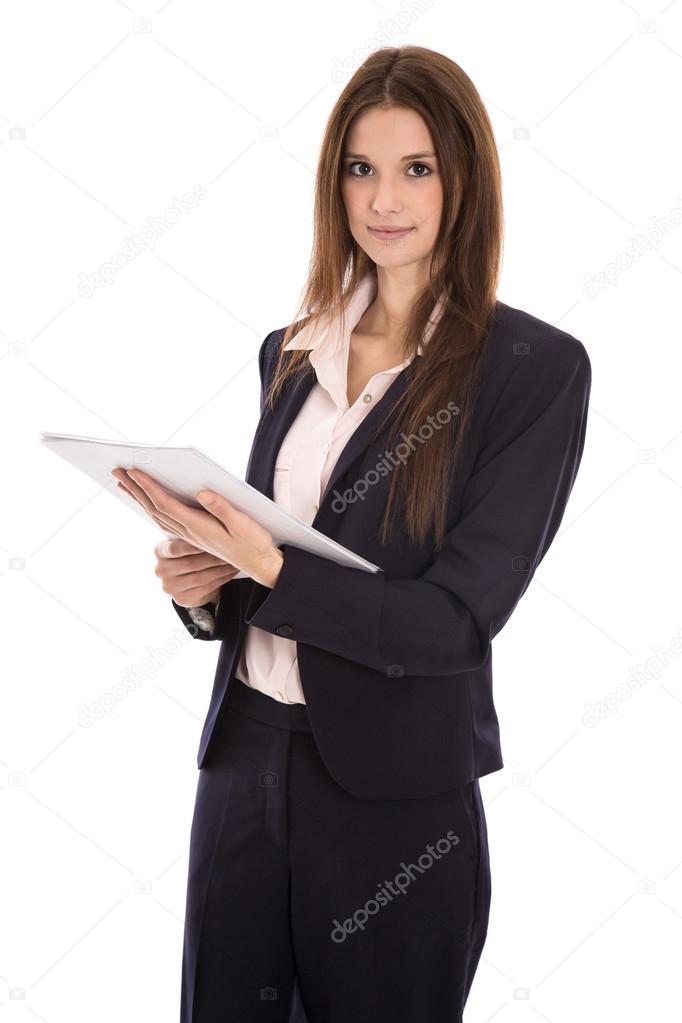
<box><xmin>241</xmin><ymin>336</ymin><xmax>592</xmax><ymax>677</ymax></box>
<box><xmin>169</xmin><ymin>330</ymin><xmax>277</xmax><ymax>640</ymax></box>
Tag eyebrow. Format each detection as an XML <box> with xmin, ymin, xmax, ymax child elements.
<box><xmin>343</xmin><ymin>151</ymin><xmax>437</xmax><ymax>160</ymax></box>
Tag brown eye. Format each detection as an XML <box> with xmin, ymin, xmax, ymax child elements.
<box><xmin>347</xmin><ymin>162</ymin><xmax>372</xmax><ymax>176</ymax></box>
<box><xmin>407</xmin><ymin>163</ymin><xmax>432</xmax><ymax>177</ymax></box>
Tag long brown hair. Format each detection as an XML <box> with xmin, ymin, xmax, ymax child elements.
<box><xmin>264</xmin><ymin>45</ymin><xmax>504</xmax><ymax>550</ymax></box>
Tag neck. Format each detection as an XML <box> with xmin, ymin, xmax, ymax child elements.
<box><xmin>362</xmin><ymin>264</ymin><xmax>430</xmax><ymax>340</ymax></box>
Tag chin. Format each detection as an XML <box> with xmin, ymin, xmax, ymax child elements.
<box><xmin>369</xmin><ymin>251</ymin><xmax>423</xmax><ymax>269</ymax></box>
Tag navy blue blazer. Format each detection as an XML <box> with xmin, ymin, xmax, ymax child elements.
<box><xmin>173</xmin><ymin>300</ymin><xmax>591</xmax><ymax>800</ymax></box>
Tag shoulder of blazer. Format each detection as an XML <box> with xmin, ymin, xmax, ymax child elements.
<box><xmin>257</xmin><ymin>327</ymin><xmax>282</xmax><ymax>373</ymax></box>
<box><xmin>468</xmin><ymin>300</ymin><xmax>592</xmax><ymax>447</ymax></box>
<box><xmin>485</xmin><ymin>300</ymin><xmax>591</xmax><ymax>396</ymax></box>
<box><xmin>256</xmin><ymin>324</ymin><xmax>301</xmax><ymax>412</ymax></box>
<box><xmin>492</xmin><ymin>299</ymin><xmax>590</xmax><ymax>366</ymax></box>
<box><xmin>257</xmin><ymin>324</ymin><xmax>302</xmax><ymax>369</ymax></box>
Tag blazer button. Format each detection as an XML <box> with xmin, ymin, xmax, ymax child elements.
<box><xmin>276</xmin><ymin>624</ymin><xmax>294</xmax><ymax>637</ymax></box>
<box><xmin>386</xmin><ymin>664</ymin><xmax>404</xmax><ymax>677</ymax></box>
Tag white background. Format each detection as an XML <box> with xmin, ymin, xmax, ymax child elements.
<box><xmin>1</xmin><ymin>0</ymin><xmax>681</xmax><ymax>1020</ymax></box>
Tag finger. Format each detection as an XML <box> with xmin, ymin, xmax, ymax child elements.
<box><xmin>195</xmin><ymin>490</ymin><xmax>242</xmax><ymax>528</ymax></box>
<box><xmin>174</xmin><ymin>573</ymin><xmax>241</xmax><ymax>606</ymax></box>
<box><xmin>116</xmin><ymin>476</ymin><xmax>164</xmax><ymax>515</ymax></box>
<box><xmin>195</xmin><ymin>490</ymin><xmax>274</xmax><ymax>548</ymax></box>
<box><xmin>117</xmin><ymin>480</ymin><xmax>187</xmax><ymax>535</ymax></box>
<box><xmin>117</xmin><ymin>474</ymin><xmax>178</xmax><ymax>521</ymax></box>
<box><xmin>155</xmin><ymin>540</ymin><xmax>235</xmax><ymax>572</ymax></box>
<box><xmin>155</xmin><ymin>537</ymin><xmax>208</xmax><ymax>559</ymax></box>
<box><xmin>117</xmin><ymin>480</ymin><xmax>142</xmax><ymax>503</ymax></box>
<box><xmin>158</xmin><ymin>555</ymin><xmax>238</xmax><ymax>583</ymax></box>
<box><xmin>126</xmin><ymin>469</ymin><xmax>211</xmax><ymax>532</ymax></box>
<box><xmin>113</xmin><ymin>467</ymin><xmax>158</xmax><ymax>506</ymax></box>
<box><xmin>187</xmin><ymin>563</ymin><xmax>240</xmax><ymax>588</ymax></box>
<box><xmin>163</xmin><ymin>564</ymin><xmax>238</xmax><ymax>594</ymax></box>
<box><xmin>118</xmin><ymin>481</ymin><xmax>170</xmax><ymax>526</ymax></box>
<box><xmin>122</xmin><ymin>471</ymin><xmax>236</xmax><ymax>566</ymax></box>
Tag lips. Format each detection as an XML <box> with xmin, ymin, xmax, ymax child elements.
<box><xmin>368</xmin><ymin>226</ymin><xmax>415</xmax><ymax>240</ymax></box>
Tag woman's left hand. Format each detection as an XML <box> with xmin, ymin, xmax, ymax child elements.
<box><xmin>111</xmin><ymin>467</ymin><xmax>284</xmax><ymax>589</ymax></box>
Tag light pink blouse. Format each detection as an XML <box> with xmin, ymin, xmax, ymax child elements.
<box><xmin>232</xmin><ymin>272</ymin><xmax>442</xmax><ymax>705</ymax></box>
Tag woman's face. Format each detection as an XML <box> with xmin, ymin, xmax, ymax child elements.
<box><xmin>340</xmin><ymin>104</ymin><xmax>444</xmax><ymax>273</ymax></box>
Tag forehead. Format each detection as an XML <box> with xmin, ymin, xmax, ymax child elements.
<box><xmin>344</xmin><ymin>106</ymin><xmax>434</xmax><ymax>155</ymax></box>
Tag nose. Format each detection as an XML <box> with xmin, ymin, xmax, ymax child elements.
<box><xmin>369</xmin><ymin>177</ymin><xmax>404</xmax><ymax>217</ymax></box>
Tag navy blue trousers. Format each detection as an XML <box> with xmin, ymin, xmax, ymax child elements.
<box><xmin>180</xmin><ymin>675</ymin><xmax>491</xmax><ymax>1022</ymax></box>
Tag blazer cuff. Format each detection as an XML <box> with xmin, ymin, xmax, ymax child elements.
<box><xmin>243</xmin><ymin>544</ymin><xmax>388</xmax><ymax>669</ymax></box>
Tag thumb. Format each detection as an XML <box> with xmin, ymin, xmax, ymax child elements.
<box><xmin>196</xmin><ymin>490</ymin><xmax>236</xmax><ymax>523</ymax></box>
<box><xmin>196</xmin><ymin>490</ymin><xmax>274</xmax><ymax>549</ymax></box>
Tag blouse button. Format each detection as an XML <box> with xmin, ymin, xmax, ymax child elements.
<box><xmin>363</xmin><ymin>393</ymin><xmax>372</xmax><ymax>403</ymax></box>
<box><xmin>321</xmin><ymin>442</ymin><xmax>330</xmax><ymax>452</ymax></box>
<box><xmin>273</xmin><ymin>690</ymin><xmax>285</xmax><ymax>701</ymax></box>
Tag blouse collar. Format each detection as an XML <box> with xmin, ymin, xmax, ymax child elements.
<box><xmin>282</xmin><ymin>272</ymin><xmax>445</xmax><ymax>412</ymax></box>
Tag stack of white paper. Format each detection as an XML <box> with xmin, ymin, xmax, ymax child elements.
<box><xmin>39</xmin><ymin>431</ymin><xmax>381</xmax><ymax>579</ymax></box>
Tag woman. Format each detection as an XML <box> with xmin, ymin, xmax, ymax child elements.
<box><xmin>113</xmin><ymin>45</ymin><xmax>591</xmax><ymax>1023</ymax></box>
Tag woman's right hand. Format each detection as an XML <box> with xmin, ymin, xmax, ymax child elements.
<box><xmin>154</xmin><ymin>537</ymin><xmax>241</xmax><ymax>608</ymax></box>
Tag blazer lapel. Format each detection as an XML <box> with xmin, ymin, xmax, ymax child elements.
<box><xmin>244</xmin><ymin>362</ymin><xmax>315</xmax><ymax>500</ymax></box>
<box><xmin>317</xmin><ymin>369</ymin><xmax>409</xmax><ymax>512</ymax></box>
<box><xmin>244</xmin><ymin>361</ymin><xmax>410</xmax><ymax>525</ymax></box>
